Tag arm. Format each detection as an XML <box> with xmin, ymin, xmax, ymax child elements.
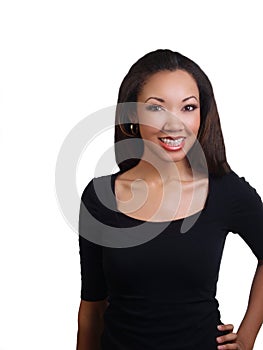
<box><xmin>76</xmin><ymin>298</ymin><xmax>109</xmax><ymax>350</ymax></box>
<box><xmin>217</xmin><ymin>173</ymin><xmax>263</xmax><ymax>349</ymax></box>
<box><xmin>236</xmin><ymin>260</ymin><xmax>263</xmax><ymax>350</ymax></box>
<box><xmin>77</xmin><ymin>179</ymin><xmax>110</xmax><ymax>349</ymax></box>
<box><xmin>216</xmin><ymin>260</ymin><xmax>263</xmax><ymax>349</ymax></box>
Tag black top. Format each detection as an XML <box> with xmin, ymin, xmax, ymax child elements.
<box><xmin>78</xmin><ymin>169</ymin><xmax>263</xmax><ymax>350</ymax></box>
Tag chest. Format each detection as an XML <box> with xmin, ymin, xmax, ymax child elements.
<box><xmin>115</xmin><ymin>177</ymin><xmax>209</xmax><ymax>222</ymax></box>
<box><xmin>102</xmin><ymin>219</ymin><xmax>228</xmax><ymax>297</ymax></box>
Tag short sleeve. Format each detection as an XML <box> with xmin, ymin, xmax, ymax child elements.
<box><xmin>226</xmin><ymin>171</ymin><xmax>263</xmax><ymax>260</ymax></box>
<box><xmin>78</xmin><ymin>179</ymin><xmax>108</xmax><ymax>301</ymax></box>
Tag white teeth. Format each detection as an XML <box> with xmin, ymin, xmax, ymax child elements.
<box><xmin>160</xmin><ymin>137</ymin><xmax>185</xmax><ymax>146</ymax></box>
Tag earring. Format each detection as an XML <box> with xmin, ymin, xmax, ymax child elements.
<box><xmin>130</xmin><ymin>123</ymin><xmax>138</xmax><ymax>136</ymax></box>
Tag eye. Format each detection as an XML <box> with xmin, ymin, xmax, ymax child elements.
<box><xmin>145</xmin><ymin>104</ymin><xmax>165</xmax><ymax>112</ymax></box>
<box><xmin>183</xmin><ymin>104</ymin><xmax>198</xmax><ymax>112</ymax></box>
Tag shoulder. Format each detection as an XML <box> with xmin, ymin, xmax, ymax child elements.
<box><xmin>81</xmin><ymin>173</ymin><xmax>113</xmax><ymax>199</ymax></box>
<box><xmin>226</xmin><ymin>170</ymin><xmax>260</xmax><ymax>198</ymax></box>
<box><xmin>212</xmin><ymin>169</ymin><xmax>262</xmax><ymax>211</ymax></box>
<box><xmin>80</xmin><ymin>172</ymin><xmax>116</xmax><ymax>215</ymax></box>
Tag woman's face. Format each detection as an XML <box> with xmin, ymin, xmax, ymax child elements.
<box><xmin>136</xmin><ymin>69</ymin><xmax>201</xmax><ymax>163</ymax></box>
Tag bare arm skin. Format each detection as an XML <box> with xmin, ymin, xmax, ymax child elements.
<box><xmin>216</xmin><ymin>260</ymin><xmax>263</xmax><ymax>349</ymax></box>
<box><xmin>76</xmin><ymin>298</ymin><xmax>109</xmax><ymax>350</ymax></box>
<box><xmin>235</xmin><ymin>260</ymin><xmax>263</xmax><ymax>350</ymax></box>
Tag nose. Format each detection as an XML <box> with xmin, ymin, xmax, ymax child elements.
<box><xmin>162</xmin><ymin>111</ymin><xmax>185</xmax><ymax>133</ymax></box>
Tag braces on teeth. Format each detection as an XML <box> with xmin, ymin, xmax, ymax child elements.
<box><xmin>160</xmin><ymin>138</ymin><xmax>184</xmax><ymax>146</ymax></box>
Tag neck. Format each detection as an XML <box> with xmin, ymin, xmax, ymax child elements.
<box><xmin>131</xmin><ymin>149</ymin><xmax>196</xmax><ymax>185</ymax></box>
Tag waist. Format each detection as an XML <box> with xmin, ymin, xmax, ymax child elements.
<box><xmin>102</xmin><ymin>297</ymin><xmax>222</xmax><ymax>349</ymax></box>
<box><xmin>105</xmin><ymin>295</ymin><xmax>220</xmax><ymax>327</ymax></box>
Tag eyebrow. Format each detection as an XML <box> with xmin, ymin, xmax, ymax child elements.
<box><xmin>182</xmin><ymin>95</ymin><xmax>199</xmax><ymax>102</ymax></box>
<box><xmin>144</xmin><ymin>96</ymin><xmax>199</xmax><ymax>103</ymax></box>
<box><xmin>144</xmin><ymin>97</ymin><xmax>165</xmax><ymax>103</ymax></box>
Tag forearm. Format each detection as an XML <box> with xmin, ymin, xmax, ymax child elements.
<box><xmin>76</xmin><ymin>313</ymin><xmax>104</xmax><ymax>350</ymax></box>
<box><xmin>77</xmin><ymin>326</ymin><xmax>102</xmax><ymax>350</ymax></box>
<box><xmin>236</xmin><ymin>261</ymin><xmax>263</xmax><ymax>350</ymax></box>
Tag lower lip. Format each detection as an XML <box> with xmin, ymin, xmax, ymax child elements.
<box><xmin>159</xmin><ymin>138</ymin><xmax>185</xmax><ymax>151</ymax></box>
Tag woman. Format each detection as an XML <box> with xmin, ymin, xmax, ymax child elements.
<box><xmin>77</xmin><ymin>49</ymin><xmax>263</xmax><ymax>349</ymax></box>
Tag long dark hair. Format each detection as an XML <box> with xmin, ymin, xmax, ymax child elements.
<box><xmin>114</xmin><ymin>49</ymin><xmax>231</xmax><ymax>177</ymax></box>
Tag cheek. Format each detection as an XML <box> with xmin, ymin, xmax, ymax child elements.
<box><xmin>139</xmin><ymin>124</ymin><xmax>160</xmax><ymax>138</ymax></box>
<box><xmin>138</xmin><ymin>115</ymin><xmax>164</xmax><ymax>135</ymax></box>
<box><xmin>184</xmin><ymin>114</ymin><xmax>200</xmax><ymax>135</ymax></box>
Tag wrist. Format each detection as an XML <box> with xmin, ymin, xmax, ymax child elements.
<box><xmin>236</xmin><ymin>334</ymin><xmax>254</xmax><ymax>350</ymax></box>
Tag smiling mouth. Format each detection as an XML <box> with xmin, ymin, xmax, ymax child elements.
<box><xmin>159</xmin><ymin>137</ymin><xmax>186</xmax><ymax>147</ymax></box>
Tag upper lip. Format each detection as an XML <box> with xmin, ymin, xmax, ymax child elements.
<box><xmin>158</xmin><ymin>136</ymin><xmax>186</xmax><ymax>140</ymax></box>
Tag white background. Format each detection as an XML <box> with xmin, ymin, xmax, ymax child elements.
<box><xmin>0</xmin><ymin>0</ymin><xmax>263</xmax><ymax>349</ymax></box>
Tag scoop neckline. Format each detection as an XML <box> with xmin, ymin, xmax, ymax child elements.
<box><xmin>110</xmin><ymin>170</ymin><xmax>211</xmax><ymax>224</ymax></box>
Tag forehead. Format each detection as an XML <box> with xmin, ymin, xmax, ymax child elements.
<box><xmin>139</xmin><ymin>69</ymin><xmax>199</xmax><ymax>100</ymax></box>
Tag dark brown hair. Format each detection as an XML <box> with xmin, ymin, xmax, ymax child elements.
<box><xmin>114</xmin><ymin>49</ymin><xmax>231</xmax><ymax>177</ymax></box>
